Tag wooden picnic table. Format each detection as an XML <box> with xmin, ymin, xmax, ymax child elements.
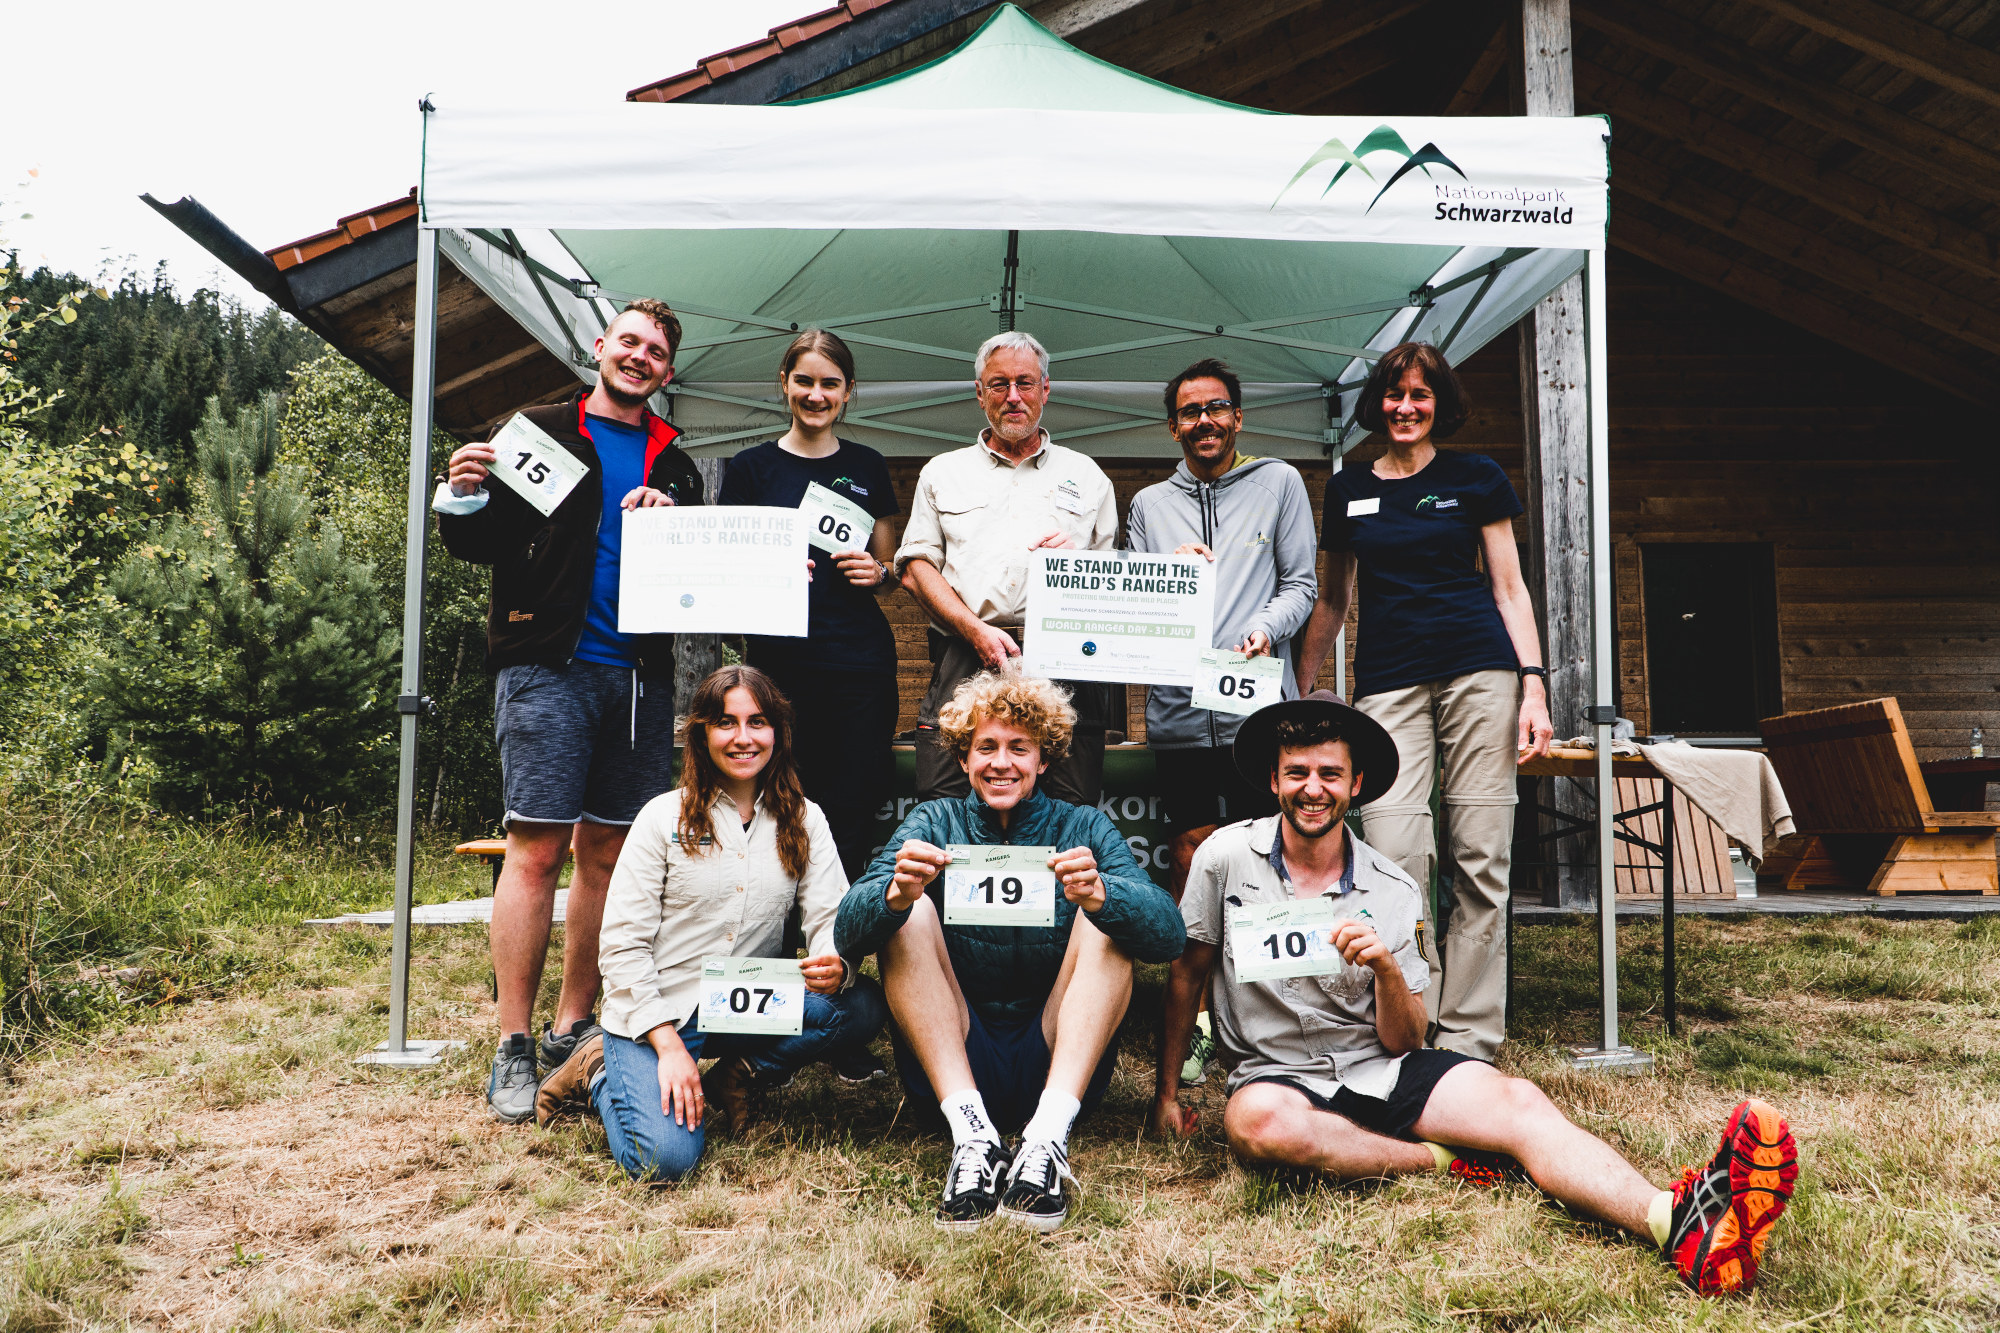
<box><xmin>452</xmin><ymin>838</ymin><xmax>571</xmax><ymax>891</ymax></box>
<box><xmin>1920</xmin><ymin>757</ymin><xmax>2000</xmax><ymax>814</ymax></box>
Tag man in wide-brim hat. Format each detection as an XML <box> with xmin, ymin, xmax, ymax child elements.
<box><xmin>1150</xmin><ymin>691</ymin><xmax>1800</xmax><ymax>1297</ymax></box>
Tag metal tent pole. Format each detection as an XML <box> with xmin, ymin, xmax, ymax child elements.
<box><xmin>359</xmin><ymin>224</ymin><xmax>464</xmax><ymax>1068</ymax></box>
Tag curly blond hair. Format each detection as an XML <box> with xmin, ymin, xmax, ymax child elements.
<box><xmin>936</xmin><ymin>671</ymin><xmax>1075</xmax><ymax>764</ymax></box>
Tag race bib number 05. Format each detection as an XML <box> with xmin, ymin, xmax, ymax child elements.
<box><xmin>799</xmin><ymin>482</ymin><xmax>876</xmax><ymax>554</ymax></box>
<box><xmin>696</xmin><ymin>957</ymin><xmax>805</xmax><ymax>1035</ymax></box>
<box><xmin>943</xmin><ymin>845</ymin><xmax>1057</xmax><ymax>927</ymax></box>
<box><xmin>1192</xmin><ymin>649</ymin><xmax>1285</xmax><ymax>716</ymax></box>
<box><xmin>489</xmin><ymin>413</ymin><xmax>589</xmax><ymax>517</ymax></box>
<box><xmin>1227</xmin><ymin>899</ymin><xmax>1351</xmax><ymax>983</ymax></box>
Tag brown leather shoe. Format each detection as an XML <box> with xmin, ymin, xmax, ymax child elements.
<box><xmin>533</xmin><ymin>1030</ymin><xmax>604</xmax><ymax>1127</ymax></box>
<box><xmin>701</xmin><ymin>1055</ymin><xmax>756</xmax><ymax>1133</ymax></box>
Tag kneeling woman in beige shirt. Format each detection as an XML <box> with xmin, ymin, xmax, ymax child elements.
<box><xmin>539</xmin><ymin>665</ymin><xmax>885</xmax><ymax>1181</ymax></box>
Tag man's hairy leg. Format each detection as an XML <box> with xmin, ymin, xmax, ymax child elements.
<box><xmin>552</xmin><ymin>821</ymin><xmax>624</xmax><ymax>1033</ymax></box>
<box><xmin>1413</xmin><ymin>1062</ymin><xmax>1659</xmax><ymax>1235</ymax></box>
<box><xmin>1040</xmin><ymin>910</ymin><xmax>1132</xmax><ymax>1100</ymax></box>
<box><xmin>1223</xmin><ymin>1082</ymin><xmax>1435</xmax><ymax>1178</ymax></box>
<box><xmin>490</xmin><ymin>822</ymin><xmax>573</xmax><ymax>1037</ymax></box>
<box><xmin>879</xmin><ymin>894</ymin><xmax>977</xmax><ymax>1098</ymax></box>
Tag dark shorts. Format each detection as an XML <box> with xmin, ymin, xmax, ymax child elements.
<box><xmin>1153</xmin><ymin>746</ymin><xmax>1279</xmax><ymax>837</ymax></box>
<box><xmin>891</xmin><ymin>1001</ymin><xmax>1123</xmax><ymax>1139</ymax></box>
<box><xmin>493</xmin><ymin>661</ymin><xmax>677</xmax><ymax>827</ymax></box>
<box><xmin>1243</xmin><ymin>1049</ymin><xmax>1481</xmax><ymax>1141</ymax></box>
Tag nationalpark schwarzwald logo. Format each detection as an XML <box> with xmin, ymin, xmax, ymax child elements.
<box><xmin>1274</xmin><ymin>125</ymin><xmax>1574</xmax><ymax>225</ymax></box>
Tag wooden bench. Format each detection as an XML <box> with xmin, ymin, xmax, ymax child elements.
<box><xmin>1758</xmin><ymin>698</ymin><xmax>1998</xmax><ymax>896</ymax></box>
<box><xmin>452</xmin><ymin>838</ymin><xmax>572</xmax><ymax>891</ymax></box>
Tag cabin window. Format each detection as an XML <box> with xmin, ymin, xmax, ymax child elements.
<box><xmin>1641</xmin><ymin>542</ymin><xmax>1781</xmax><ymax>735</ymax></box>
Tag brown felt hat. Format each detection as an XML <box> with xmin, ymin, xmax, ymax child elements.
<box><xmin>1231</xmin><ymin>690</ymin><xmax>1400</xmax><ymax>807</ymax></box>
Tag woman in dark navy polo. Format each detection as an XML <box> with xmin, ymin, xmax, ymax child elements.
<box><xmin>717</xmin><ymin>331</ymin><xmax>901</xmax><ymax>888</ymax></box>
<box><xmin>1293</xmin><ymin>342</ymin><xmax>1552</xmax><ymax>1064</ymax></box>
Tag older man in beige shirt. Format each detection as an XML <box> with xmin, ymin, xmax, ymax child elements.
<box><xmin>896</xmin><ymin>331</ymin><xmax>1120</xmax><ymax>804</ymax></box>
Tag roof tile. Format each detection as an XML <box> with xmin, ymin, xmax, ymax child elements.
<box><xmin>627</xmin><ymin>0</ymin><xmax>908</xmax><ymax>102</ymax></box>
<box><xmin>266</xmin><ymin>189</ymin><xmax>418</xmax><ymax>271</ymax></box>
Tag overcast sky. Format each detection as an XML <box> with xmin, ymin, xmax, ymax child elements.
<box><xmin>5</xmin><ymin>0</ymin><xmax>808</xmax><ymax>306</ymax></box>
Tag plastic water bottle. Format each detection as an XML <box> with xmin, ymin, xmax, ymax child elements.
<box><xmin>1974</xmin><ymin>726</ymin><xmax>1986</xmax><ymax>759</ymax></box>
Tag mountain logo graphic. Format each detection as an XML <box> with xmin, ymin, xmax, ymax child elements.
<box><xmin>1414</xmin><ymin>494</ymin><xmax>1442</xmax><ymax>510</ymax></box>
<box><xmin>1273</xmin><ymin>125</ymin><xmax>1468</xmax><ymax>211</ymax></box>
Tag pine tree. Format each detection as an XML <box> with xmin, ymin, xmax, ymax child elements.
<box><xmin>97</xmin><ymin>392</ymin><xmax>398</xmax><ymax>810</ymax></box>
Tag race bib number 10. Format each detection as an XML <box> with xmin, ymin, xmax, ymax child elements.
<box><xmin>943</xmin><ymin>845</ymin><xmax>1057</xmax><ymax>927</ymax></box>
<box><xmin>488</xmin><ymin>413</ymin><xmax>589</xmax><ymax>517</ymax></box>
<box><xmin>696</xmin><ymin>957</ymin><xmax>806</xmax><ymax>1035</ymax></box>
<box><xmin>1227</xmin><ymin>899</ymin><xmax>1352</xmax><ymax>983</ymax></box>
<box><xmin>799</xmin><ymin>482</ymin><xmax>877</xmax><ymax>554</ymax></box>
<box><xmin>1192</xmin><ymin>649</ymin><xmax>1285</xmax><ymax>716</ymax></box>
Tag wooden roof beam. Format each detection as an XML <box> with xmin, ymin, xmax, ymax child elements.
<box><xmin>1173</xmin><ymin>0</ymin><xmax>1429</xmax><ymax>99</ymax></box>
<box><xmin>1446</xmin><ymin>17</ymin><xmax>1510</xmax><ymax>114</ymax></box>
<box><xmin>1578</xmin><ymin>62</ymin><xmax>2000</xmax><ymax>285</ymax></box>
<box><xmin>1730</xmin><ymin>0</ymin><xmax>2000</xmax><ymax>114</ymax></box>
<box><xmin>1248</xmin><ymin>19</ymin><xmax>1419</xmax><ymax>112</ymax></box>
<box><xmin>1611</xmin><ymin>212</ymin><xmax>2000</xmax><ymax>406</ymax></box>
<box><xmin>1074</xmin><ymin>0</ymin><xmax>1326</xmax><ymax>75</ymax></box>
<box><xmin>1576</xmin><ymin>0</ymin><xmax>2000</xmax><ymax>206</ymax></box>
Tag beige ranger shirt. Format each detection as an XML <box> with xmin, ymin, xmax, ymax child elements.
<box><xmin>894</xmin><ymin>428</ymin><xmax>1120</xmax><ymax>628</ymax></box>
<box><xmin>1181</xmin><ymin>816</ymin><xmax>1432</xmax><ymax>1102</ymax></box>
<box><xmin>598</xmin><ymin>789</ymin><xmax>847</xmax><ymax>1042</ymax></box>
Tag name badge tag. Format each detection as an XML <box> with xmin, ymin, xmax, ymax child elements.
<box><xmin>1228</xmin><ymin>899</ymin><xmax>1352</xmax><ymax>983</ymax></box>
<box><xmin>1346</xmin><ymin>497</ymin><xmax>1381</xmax><ymax>517</ymax></box>
<box><xmin>697</xmin><ymin>957</ymin><xmax>805</xmax><ymax>1035</ymax></box>
<box><xmin>488</xmin><ymin>414</ymin><xmax>590</xmax><ymax>517</ymax></box>
<box><xmin>1191</xmin><ymin>649</ymin><xmax>1285</xmax><ymax>716</ymax></box>
<box><xmin>1053</xmin><ymin>481</ymin><xmax>1092</xmax><ymax>516</ymax></box>
<box><xmin>798</xmin><ymin>481</ymin><xmax>876</xmax><ymax>554</ymax></box>
<box><xmin>943</xmin><ymin>845</ymin><xmax>1057</xmax><ymax>927</ymax></box>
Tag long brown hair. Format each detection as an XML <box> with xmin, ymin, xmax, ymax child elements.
<box><xmin>675</xmin><ymin>665</ymin><xmax>811</xmax><ymax>879</ymax></box>
<box><xmin>1354</xmin><ymin>342</ymin><xmax>1470</xmax><ymax>438</ymax></box>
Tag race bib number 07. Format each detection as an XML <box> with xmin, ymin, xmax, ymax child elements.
<box><xmin>799</xmin><ymin>482</ymin><xmax>876</xmax><ymax>554</ymax></box>
<box><xmin>488</xmin><ymin>413</ymin><xmax>589</xmax><ymax>517</ymax></box>
<box><xmin>943</xmin><ymin>845</ymin><xmax>1057</xmax><ymax>927</ymax></box>
<box><xmin>1227</xmin><ymin>899</ymin><xmax>1351</xmax><ymax>983</ymax></box>
<box><xmin>696</xmin><ymin>957</ymin><xmax>805</xmax><ymax>1035</ymax></box>
<box><xmin>1192</xmin><ymin>649</ymin><xmax>1285</xmax><ymax>716</ymax></box>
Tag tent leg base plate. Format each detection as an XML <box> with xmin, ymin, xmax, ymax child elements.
<box><xmin>1564</xmin><ymin>1045</ymin><xmax>1654</xmax><ymax>1075</ymax></box>
<box><xmin>357</xmin><ymin>1040</ymin><xmax>465</xmax><ymax>1067</ymax></box>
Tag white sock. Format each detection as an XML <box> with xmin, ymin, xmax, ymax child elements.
<box><xmin>1019</xmin><ymin>1089</ymin><xmax>1081</xmax><ymax>1149</ymax></box>
<box><xmin>942</xmin><ymin>1090</ymin><xmax>1001</xmax><ymax>1148</ymax></box>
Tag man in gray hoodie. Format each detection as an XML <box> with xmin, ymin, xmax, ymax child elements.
<box><xmin>1125</xmin><ymin>358</ymin><xmax>1319</xmax><ymax>898</ymax></box>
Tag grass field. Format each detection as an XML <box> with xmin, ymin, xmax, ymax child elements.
<box><xmin>2</xmin><ymin>834</ymin><xmax>1997</xmax><ymax>1331</ymax></box>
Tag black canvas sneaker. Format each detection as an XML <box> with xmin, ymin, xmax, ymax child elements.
<box><xmin>997</xmin><ymin>1139</ymin><xmax>1073</xmax><ymax>1233</ymax></box>
<box><xmin>935</xmin><ymin>1139</ymin><xmax>1012</xmax><ymax>1232</ymax></box>
<box><xmin>829</xmin><ymin>1046</ymin><xmax>890</xmax><ymax>1084</ymax></box>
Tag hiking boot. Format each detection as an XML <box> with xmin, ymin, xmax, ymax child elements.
<box><xmin>936</xmin><ymin>1139</ymin><xmax>1012</xmax><ymax>1233</ymax></box>
<box><xmin>1667</xmin><ymin>1099</ymin><xmax>1798</xmax><ymax>1294</ymax></box>
<box><xmin>702</xmin><ymin>1055</ymin><xmax>758</xmax><ymax>1133</ymax></box>
<box><xmin>1179</xmin><ymin>1011</ymin><xmax>1216</xmax><ymax>1086</ymax></box>
<box><xmin>997</xmin><ymin>1139</ymin><xmax>1074</xmax><ymax>1234</ymax></box>
<box><xmin>829</xmin><ymin>1045</ymin><xmax>889</xmax><ymax>1084</ymax></box>
<box><xmin>534</xmin><ymin>1031</ymin><xmax>605</xmax><ymax>1128</ymax></box>
<box><xmin>538</xmin><ymin>1014</ymin><xmax>599</xmax><ymax>1074</ymax></box>
<box><xmin>1443</xmin><ymin>1146</ymin><xmax>1528</xmax><ymax>1189</ymax></box>
<box><xmin>486</xmin><ymin>1033</ymin><xmax>539</xmax><ymax>1124</ymax></box>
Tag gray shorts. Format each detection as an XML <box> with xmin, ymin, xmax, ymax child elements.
<box><xmin>494</xmin><ymin>662</ymin><xmax>677</xmax><ymax>828</ymax></box>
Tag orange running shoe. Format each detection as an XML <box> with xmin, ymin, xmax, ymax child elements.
<box><xmin>1666</xmin><ymin>1099</ymin><xmax>1798</xmax><ymax>1294</ymax></box>
<box><xmin>1445</xmin><ymin>1147</ymin><xmax>1527</xmax><ymax>1189</ymax></box>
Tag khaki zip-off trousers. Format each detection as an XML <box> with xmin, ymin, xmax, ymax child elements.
<box><xmin>1355</xmin><ymin>669</ymin><xmax>1519</xmax><ymax>1061</ymax></box>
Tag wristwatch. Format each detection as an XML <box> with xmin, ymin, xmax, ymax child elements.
<box><xmin>1518</xmin><ymin>665</ymin><xmax>1547</xmax><ymax>680</ymax></box>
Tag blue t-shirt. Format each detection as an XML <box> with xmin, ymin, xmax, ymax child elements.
<box><xmin>717</xmin><ymin>439</ymin><xmax>899</xmax><ymax>671</ymax></box>
<box><xmin>572</xmin><ymin>414</ymin><xmax>649</xmax><ymax>668</ymax></box>
<box><xmin>1320</xmin><ymin>448</ymin><xmax>1523</xmax><ymax>699</ymax></box>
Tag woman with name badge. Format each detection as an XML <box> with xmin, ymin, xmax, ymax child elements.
<box><xmin>718</xmin><ymin>330</ymin><xmax>901</xmax><ymax>881</ymax></box>
<box><xmin>534</xmin><ymin>665</ymin><xmax>886</xmax><ymax>1182</ymax></box>
<box><xmin>1294</xmin><ymin>342</ymin><xmax>1552</xmax><ymax>1064</ymax></box>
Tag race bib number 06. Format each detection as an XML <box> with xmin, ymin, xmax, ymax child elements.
<box><xmin>696</xmin><ymin>957</ymin><xmax>805</xmax><ymax>1035</ymax></box>
<box><xmin>1192</xmin><ymin>649</ymin><xmax>1285</xmax><ymax>716</ymax></box>
<box><xmin>1227</xmin><ymin>899</ymin><xmax>1351</xmax><ymax>983</ymax></box>
<box><xmin>943</xmin><ymin>845</ymin><xmax>1057</xmax><ymax>927</ymax></box>
<box><xmin>799</xmin><ymin>482</ymin><xmax>876</xmax><ymax>554</ymax></box>
<box><xmin>488</xmin><ymin>413</ymin><xmax>589</xmax><ymax>517</ymax></box>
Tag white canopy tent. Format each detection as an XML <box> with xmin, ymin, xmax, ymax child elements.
<box><xmin>369</xmin><ymin>6</ymin><xmax>1634</xmax><ymax>1066</ymax></box>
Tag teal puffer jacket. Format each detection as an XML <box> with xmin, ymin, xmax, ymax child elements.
<box><xmin>835</xmin><ymin>790</ymin><xmax>1187</xmax><ymax>1025</ymax></box>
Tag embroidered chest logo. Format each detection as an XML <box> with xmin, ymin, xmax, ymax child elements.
<box><xmin>833</xmin><ymin>475</ymin><xmax>868</xmax><ymax>497</ymax></box>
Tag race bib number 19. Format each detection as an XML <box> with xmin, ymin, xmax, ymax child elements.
<box><xmin>1192</xmin><ymin>649</ymin><xmax>1285</xmax><ymax>716</ymax></box>
<box><xmin>943</xmin><ymin>845</ymin><xmax>1057</xmax><ymax>927</ymax></box>
<box><xmin>1227</xmin><ymin>899</ymin><xmax>1351</xmax><ymax>983</ymax></box>
<box><xmin>799</xmin><ymin>482</ymin><xmax>876</xmax><ymax>554</ymax></box>
<box><xmin>696</xmin><ymin>957</ymin><xmax>805</xmax><ymax>1035</ymax></box>
<box><xmin>489</xmin><ymin>413</ymin><xmax>589</xmax><ymax>517</ymax></box>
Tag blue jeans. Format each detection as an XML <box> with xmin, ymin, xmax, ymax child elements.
<box><xmin>591</xmin><ymin>980</ymin><xmax>886</xmax><ymax>1183</ymax></box>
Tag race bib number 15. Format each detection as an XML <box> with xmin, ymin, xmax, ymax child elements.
<box><xmin>943</xmin><ymin>845</ymin><xmax>1057</xmax><ymax>927</ymax></box>
<box><xmin>696</xmin><ymin>957</ymin><xmax>805</xmax><ymax>1035</ymax></box>
<box><xmin>1192</xmin><ymin>649</ymin><xmax>1285</xmax><ymax>716</ymax></box>
<box><xmin>1227</xmin><ymin>899</ymin><xmax>1351</xmax><ymax>983</ymax></box>
<box><xmin>489</xmin><ymin>413</ymin><xmax>589</xmax><ymax>517</ymax></box>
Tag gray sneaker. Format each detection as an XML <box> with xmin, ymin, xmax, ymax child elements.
<box><xmin>538</xmin><ymin>1015</ymin><xmax>599</xmax><ymax>1074</ymax></box>
<box><xmin>487</xmin><ymin>1033</ymin><xmax>539</xmax><ymax>1124</ymax></box>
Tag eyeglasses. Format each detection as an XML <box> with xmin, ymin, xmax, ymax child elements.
<box><xmin>1173</xmin><ymin>399</ymin><xmax>1238</xmax><ymax>424</ymax></box>
<box><xmin>981</xmin><ymin>376</ymin><xmax>1045</xmax><ymax>396</ymax></box>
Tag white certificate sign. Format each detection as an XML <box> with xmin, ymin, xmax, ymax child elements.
<box><xmin>696</xmin><ymin>957</ymin><xmax>806</xmax><ymax>1035</ymax></box>
<box><xmin>799</xmin><ymin>482</ymin><xmax>876</xmax><ymax>554</ymax></box>
<box><xmin>618</xmin><ymin>507</ymin><xmax>807</xmax><ymax>637</ymax></box>
<box><xmin>1022</xmin><ymin>552</ymin><xmax>1214</xmax><ymax>687</ymax></box>
<box><xmin>942</xmin><ymin>845</ymin><xmax>1057</xmax><ymax>927</ymax></box>
<box><xmin>488</xmin><ymin>413</ymin><xmax>588</xmax><ymax>516</ymax></box>
<box><xmin>1192</xmin><ymin>649</ymin><xmax>1286</xmax><ymax>716</ymax></box>
<box><xmin>1228</xmin><ymin>899</ymin><xmax>1353</xmax><ymax>983</ymax></box>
